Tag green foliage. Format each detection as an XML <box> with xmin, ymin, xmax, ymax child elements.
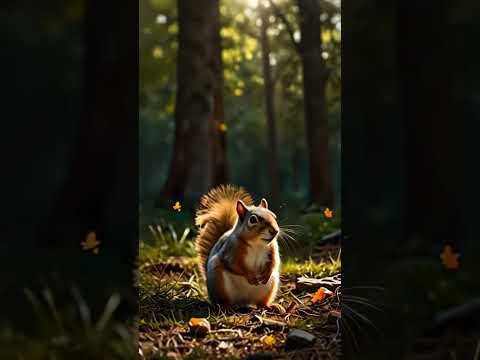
<box><xmin>299</xmin><ymin>209</ymin><xmax>341</xmax><ymax>246</ymax></box>
<box><xmin>282</xmin><ymin>256</ymin><xmax>341</xmax><ymax>278</ymax></box>
<box><xmin>140</xmin><ymin>223</ymin><xmax>196</xmax><ymax>262</ymax></box>
<box><xmin>139</xmin><ymin>0</ymin><xmax>342</xmax><ymax>206</ymax></box>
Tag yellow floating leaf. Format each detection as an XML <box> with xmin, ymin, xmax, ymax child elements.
<box><xmin>173</xmin><ymin>201</ymin><xmax>182</xmax><ymax>212</ymax></box>
<box><xmin>440</xmin><ymin>245</ymin><xmax>459</xmax><ymax>270</ymax></box>
<box><xmin>80</xmin><ymin>231</ymin><xmax>100</xmax><ymax>252</ymax></box>
<box><xmin>323</xmin><ymin>207</ymin><xmax>333</xmax><ymax>219</ymax></box>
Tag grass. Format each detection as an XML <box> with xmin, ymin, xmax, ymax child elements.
<box><xmin>138</xmin><ymin>216</ymin><xmax>342</xmax><ymax>360</ymax></box>
<box><xmin>282</xmin><ymin>255</ymin><xmax>341</xmax><ymax>278</ymax></box>
<box><xmin>0</xmin><ymin>287</ymin><xmax>136</xmax><ymax>360</ymax></box>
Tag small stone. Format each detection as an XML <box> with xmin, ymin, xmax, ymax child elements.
<box><xmin>188</xmin><ymin>317</ymin><xmax>211</xmax><ymax>337</ymax></box>
<box><xmin>285</xmin><ymin>329</ymin><xmax>316</xmax><ymax>351</ymax></box>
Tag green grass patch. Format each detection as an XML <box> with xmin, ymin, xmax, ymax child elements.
<box><xmin>282</xmin><ymin>255</ymin><xmax>341</xmax><ymax>278</ymax></box>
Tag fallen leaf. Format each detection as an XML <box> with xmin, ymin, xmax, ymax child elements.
<box><xmin>311</xmin><ymin>287</ymin><xmax>333</xmax><ymax>304</ymax></box>
<box><xmin>440</xmin><ymin>245</ymin><xmax>459</xmax><ymax>270</ymax></box>
<box><xmin>261</xmin><ymin>335</ymin><xmax>276</xmax><ymax>346</ymax></box>
<box><xmin>188</xmin><ymin>317</ymin><xmax>210</xmax><ymax>337</ymax></box>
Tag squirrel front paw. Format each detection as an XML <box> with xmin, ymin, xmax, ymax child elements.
<box><xmin>259</xmin><ymin>261</ymin><xmax>273</xmax><ymax>284</ymax></box>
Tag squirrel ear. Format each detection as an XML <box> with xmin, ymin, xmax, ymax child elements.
<box><xmin>236</xmin><ymin>200</ymin><xmax>248</xmax><ymax>218</ymax></box>
<box><xmin>259</xmin><ymin>198</ymin><xmax>268</xmax><ymax>209</ymax></box>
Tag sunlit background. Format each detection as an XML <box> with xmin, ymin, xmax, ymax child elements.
<box><xmin>140</xmin><ymin>0</ymin><xmax>341</xmax><ymax>214</ymax></box>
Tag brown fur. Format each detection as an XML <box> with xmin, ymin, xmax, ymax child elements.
<box><xmin>211</xmin><ymin>256</ymin><xmax>229</xmax><ymax>306</ymax></box>
<box><xmin>195</xmin><ymin>185</ymin><xmax>254</xmax><ymax>280</ymax></box>
<box><xmin>259</xmin><ymin>246</ymin><xmax>279</xmax><ymax>307</ymax></box>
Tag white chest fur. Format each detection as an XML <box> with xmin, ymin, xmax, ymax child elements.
<box><xmin>222</xmin><ymin>240</ymin><xmax>280</xmax><ymax>306</ymax></box>
<box><xmin>244</xmin><ymin>240</ymin><xmax>270</xmax><ymax>272</ymax></box>
<box><xmin>222</xmin><ymin>270</ymin><xmax>273</xmax><ymax>305</ymax></box>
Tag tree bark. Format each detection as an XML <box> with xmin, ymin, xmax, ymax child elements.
<box><xmin>260</xmin><ymin>4</ymin><xmax>280</xmax><ymax>203</ymax></box>
<box><xmin>39</xmin><ymin>0</ymin><xmax>137</xmax><ymax>253</ymax></box>
<box><xmin>161</xmin><ymin>0</ymin><xmax>220</xmax><ymax>202</ymax></box>
<box><xmin>396</xmin><ymin>0</ymin><xmax>463</xmax><ymax>250</ymax></box>
<box><xmin>297</xmin><ymin>0</ymin><xmax>333</xmax><ymax>207</ymax></box>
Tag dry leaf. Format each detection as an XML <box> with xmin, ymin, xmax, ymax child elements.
<box><xmin>440</xmin><ymin>245</ymin><xmax>459</xmax><ymax>270</ymax></box>
<box><xmin>188</xmin><ymin>317</ymin><xmax>210</xmax><ymax>337</ymax></box>
<box><xmin>311</xmin><ymin>287</ymin><xmax>333</xmax><ymax>304</ymax></box>
<box><xmin>261</xmin><ymin>335</ymin><xmax>276</xmax><ymax>346</ymax></box>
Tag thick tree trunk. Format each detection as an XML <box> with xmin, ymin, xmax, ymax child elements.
<box><xmin>260</xmin><ymin>4</ymin><xmax>280</xmax><ymax>202</ymax></box>
<box><xmin>40</xmin><ymin>0</ymin><xmax>137</xmax><ymax>253</ymax></box>
<box><xmin>161</xmin><ymin>0</ymin><xmax>219</xmax><ymax>201</ymax></box>
<box><xmin>297</xmin><ymin>0</ymin><xmax>333</xmax><ymax>207</ymax></box>
<box><xmin>396</xmin><ymin>1</ymin><xmax>463</xmax><ymax>250</ymax></box>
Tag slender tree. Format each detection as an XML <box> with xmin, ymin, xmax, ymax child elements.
<box><xmin>270</xmin><ymin>0</ymin><xmax>334</xmax><ymax>206</ymax></box>
<box><xmin>260</xmin><ymin>2</ymin><xmax>280</xmax><ymax>202</ymax></box>
<box><xmin>210</xmin><ymin>1</ymin><xmax>229</xmax><ymax>187</ymax></box>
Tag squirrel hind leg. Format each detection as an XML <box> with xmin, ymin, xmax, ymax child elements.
<box><xmin>257</xmin><ymin>277</ymin><xmax>280</xmax><ymax>308</ymax></box>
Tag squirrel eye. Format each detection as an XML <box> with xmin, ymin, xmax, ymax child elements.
<box><xmin>248</xmin><ymin>215</ymin><xmax>258</xmax><ymax>225</ymax></box>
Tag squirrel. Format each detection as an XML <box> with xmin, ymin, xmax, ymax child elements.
<box><xmin>195</xmin><ymin>185</ymin><xmax>281</xmax><ymax>310</ymax></box>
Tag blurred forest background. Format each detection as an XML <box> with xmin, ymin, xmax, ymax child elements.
<box><xmin>139</xmin><ymin>0</ymin><xmax>341</xmax><ymax>222</ymax></box>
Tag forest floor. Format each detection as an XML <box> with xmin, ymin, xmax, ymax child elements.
<box><xmin>138</xmin><ymin>236</ymin><xmax>342</xmax><ymax>360</ymax></box>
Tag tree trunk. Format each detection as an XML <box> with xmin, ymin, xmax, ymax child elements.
<box><xmin>161</xmin><ymin>0</ymin><xmax>219</xmax><ymax>202</ymax></box>
<box><xmin>39</xmin><ymin>0</ymin><xmax>137</xmax><ymax>253</ymax></box>
<box><xmin>396</xmin><ymin>1</ymin><xmax>463</xmax><ymax>250</ymax></box>
<box><xmin>210</xmin><ymin>2</ymin><xmax>229</xmax><ymax>187</ymax></box>
<box><xmin>260</xmin><ymin>4</ymin><xmax>280</xmax><ymax>203</ymax></box>
<box><xmin>297</xmin><ymin>0</ymin><xmax>333</xmax><ymax>207</ymax></box>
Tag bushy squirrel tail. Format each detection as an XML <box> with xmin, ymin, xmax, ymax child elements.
<box><xmin>195</xmin><ymin>184</ymin><xmax>254</xmax><ymax>280</ymax></box>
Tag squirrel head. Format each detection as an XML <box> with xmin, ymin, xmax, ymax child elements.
<box><xmin>235</xmin><ymin>198</ymin><xmax>279</xmax><ymax>244</ymax></box>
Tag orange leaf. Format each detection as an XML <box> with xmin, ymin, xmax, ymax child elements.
<box><xmin>440</xmin><ymin>245</ymin><xmax>459</xmax><ymax>270</ymax></box>
<box><xmin>324</xmin><ymin>207</ymin><xmax>333</xmax><ymax>219</ymax></box>
<box><xmin>172</xmin><ymin>201</ymin><xmax>182</xmax><ymax>212</ymax></box>
<box><xmin>188</xmin><ymin>317</ymin><xmax>210</xmax><ymax>329</ymax></box>
<box><xmin>311</xmin><ymin>287</ymin><xmax>332</xmax><ymax>304</ymax></box>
